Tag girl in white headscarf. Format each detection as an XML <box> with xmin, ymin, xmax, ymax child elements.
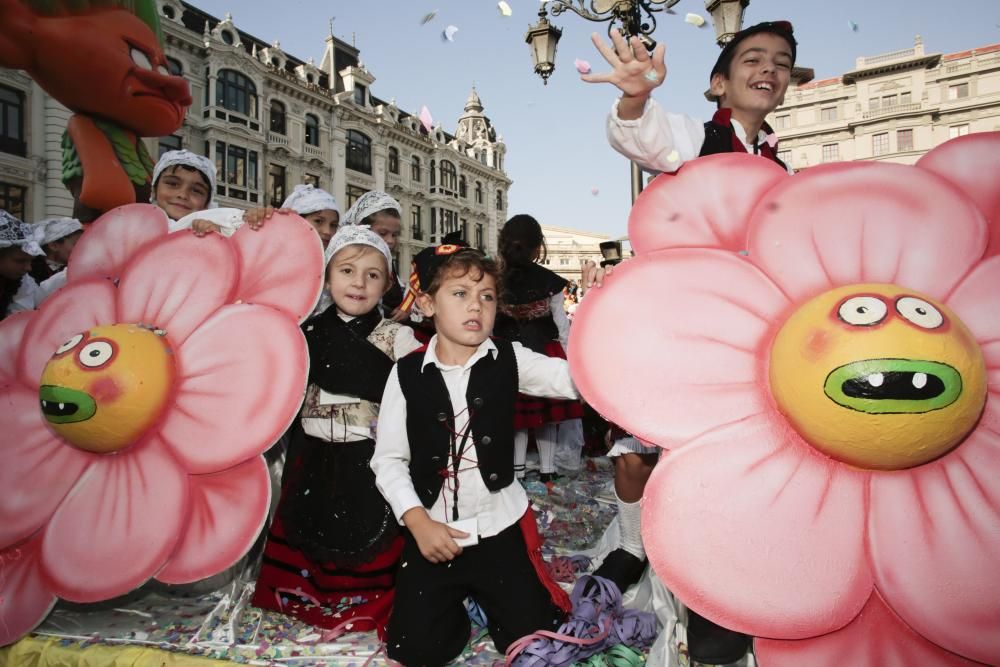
<box><xmin>0</xmin><ymin>209</ymin><xmax>46</xmax><ymax>319</ymax></box>
<box><xmin>281</xmin><ymin>184</ymin><xmax>341</xmax><ymax>246</ymax></box>
<box><xmin>342</xmin><ymin>191</ymin><xmax>406</xmax><ymax>320</ymax></box>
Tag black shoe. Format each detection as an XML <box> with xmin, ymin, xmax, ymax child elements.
<box><xmin>591</xmin><ymin>548</ymin><xmax>647</xmax><ymax>594</ymax></box>
<box><xmin>687</xmin><ymin>608</ymin><xmax>751</xmax><ymax>665</ymax></box>
<box><xmin>539</xmin><ymin>472</ymin><xmax>561</xmax><ymax>484</ymax></box>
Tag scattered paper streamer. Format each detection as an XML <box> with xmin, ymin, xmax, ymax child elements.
<box><xmin>418</xmin><ymin>105</ymin><xmax>434</xmax><ymax>132</ymax></box>
<box><xmin>591</xmin><ymin>187</ymin><xmax>600</xmax><ymax>196</ymax></box>
<box><xmin>685</xmin><ymin>13</ymin><xmax>706</xmax><ymax>28</ymax></box>
<box><xmin>443</xmin><ymin>24</ymin><xmax>459</xmax><ymax>42</ymax></box>
<box><xmin>574</xmin><ymin>58</ymin><xmax>592</xmax><ymax>75</ymax></box>
<box><xmin>848</xmin><ymin>20</ymin><xmax>859</xmax><ymax>32</ymax></box>
<box><xmin>498</xmin><ymin>1</ymin><xmax>512</xmax><ymax>17</ymax></box>
<box><xmin>421</xmin><ymin>10</ymin><xmax>438</xmax><ymax>25</ymax></box>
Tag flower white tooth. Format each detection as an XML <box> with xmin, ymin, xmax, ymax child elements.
<box><xmin>867</xmin><ymin>373</ymin><xmax>884</xmax><ymax>387</ymax></box>
<box><xmin>59</xmin><ymin>403</ymin><xmax>65</xmax><ymax>410</ymax></box>
<box><xmin>42</xmin><ymin>400</ymin><xmax>48</xmax><ymax>407</ymax></box>
<box><xmin>912</xmin><ymin>373</ymin><xmax>928</xmax><ymax>389</ymax></box>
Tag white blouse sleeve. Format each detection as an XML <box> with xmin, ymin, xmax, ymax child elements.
<box><xmin>550</xmin><ymin>293</ymin><xmax>570</xmax><ymax>350</ymax></box>
<box><xmin>393</xmin><ymin>325</ymin><xmax>424</xmax><ymax>360</ymax></box>
<box><xmin>606</xmin><ymin>98</ymin><xmax>706</xmax><ymax>174</ymax></box>
<box><xmin>171</xmin><ymin>208</ymin><xmax>248</xmax><ymax>237</ymax></box>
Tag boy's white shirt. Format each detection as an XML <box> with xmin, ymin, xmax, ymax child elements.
<box><xmin>372</xmin><ymin>335</ymin><xmax>578</xmax><ymax>539</ymax></box>
<box><xmin>606</xmin><ymin>97</ymin><xmax>794</xmax><ymax>175</ymax></box>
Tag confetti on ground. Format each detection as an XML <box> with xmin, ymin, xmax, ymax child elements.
<box><xmin>443</xmin><ymin>25</ymin><xmax>459</xmax><ymax>42</ymax></box>
<box><xmin>849</xmin><ymin>20</ymin><xmax>859</xmax><ymax>32</ymax></box>
<box><xmin>420</xmin><ymin>10</ymin><xmax>438</xmax><ymax>25</ymax></box>
<box><xmin>574</xmin><ymin>58</ymin><xmax>592</xmax><ymax>75</ymax></box>
<box><xmin>497</xmin><ymin>1</ymin><xmax>512</xmax><ymax>17</ymax></box>
<box><xmin>418</xmin><ymin>105</ymin><xmax>434</xmax><ymax>132</ymax></box>
<box><xmin>685</xmin><ymin>13</ymin><xmax>706</xmax><ymax>27</ymax></box>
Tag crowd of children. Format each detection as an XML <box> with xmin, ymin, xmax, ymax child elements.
<box><xmin>2</xmin><ymin>18</ymin><xmax>800</xmax><ymax>665</ymax></box>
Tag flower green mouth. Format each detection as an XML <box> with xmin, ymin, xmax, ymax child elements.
<box><xmin>824</xmin><ymin>359</ymin><xmax>962</xmax><ymax>414</ymax></box>
<box><xmin>39</xmin><ymin>385</ymin><xmax>96</xmax><ymax>424</ymax></box>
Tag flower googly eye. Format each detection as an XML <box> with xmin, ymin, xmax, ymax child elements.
<box><xmin>130</xmin><ymin>47</ymin><xmax>153</xmax><ymax>70</ymax></box>
<box><xmin>896</xmin><ymin>296</ymin><xmax>944</xmax><ymax>329</ymax></box>
<box><xmin>837</xmin><ymin>296</ymin><xmax>888</xmax><ymax>327</ymax></box>
<box><xmin>78</xmin><ymin>341</ymin><xmax>115</xmax><ymax>369</ymax></box>
<box><xmin>55</xmin><ymin>333</ymin><xmax>85</xmax><ymax>356</ymax></box>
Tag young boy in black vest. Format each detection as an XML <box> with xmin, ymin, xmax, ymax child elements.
<box><xmin>372</xmin><ymin>244</ymin><xmax>576</xmax><ymax>665</ymax></box>
<box><xmin>580</xmin><ymin>20</ymin><xmax>799</xmax><ymax>666</ymax></box>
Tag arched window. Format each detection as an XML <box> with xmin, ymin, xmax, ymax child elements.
<box><xmin>166</xmin><ymin>56</ymin><xmax>183</xmax><ymax>76</ymax></box>
<box><xmin>475</xmin><ymin>181</ymin><xmax>483</xmax><ymax>205</ymax></box>
<box><xmin>216</xmin><ymin>69</ymin><xmax>257</xmax><ymax>117</ymax></box>
<box><xmin>440</xmin><ymin>160</ymin><xmax>457</xmax><ymax>194</ymax></box>
<box><xmin>269</xmin><ymin>100</ymin><xmax>286</xmax><ymax>135</ymax></box>
<box><xmin>459</xmin><ymin>175</ymin><xmax>467</xmax><ymax>198</ymax></box>
<box><xmin>388</xmin><ymin>146</ymin><xmax>399</xmax><ymax>175</ymax></box>
<box><xmin>496</xmin><ymin>189</ymin><xmax>504</xmax><ymax>211</ymax></box>
<box><xmin>411</xmin><ymin>156</ymin><xmax>422</xmax><ymax>182</ymax></box>
<box><xmin>346</xmin><ymin>129</ymin><xmax>371</xmax><ymax>174</ymax></box>
<box><xmin>305</xmin><ymin>114</ymin><xmax>320</xmax><ymax>146</ymax></box>
<box><xmin>430</xmin><ymin>159</ymin><xmax>436</xmax><ymax>187</ymax></box>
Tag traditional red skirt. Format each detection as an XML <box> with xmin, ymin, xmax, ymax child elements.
<box><xmin>513</xmin><ymin>340</ymin><xmax>584</xmax><ymax>430</ymax></box>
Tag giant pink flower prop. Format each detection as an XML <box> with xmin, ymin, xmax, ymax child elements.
<box><xmin>0</xmin><ymin>204</ymin><xmax>324</xmax><ymax>646</ymax></box>
<box><xmin>570</xmin><ymin>134</ymin><xmax>1000</xmax><ymax>666</ymax></box>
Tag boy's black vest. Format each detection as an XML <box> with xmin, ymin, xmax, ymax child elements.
<box><xmin>699</xmin><ymin>108</ymin><xmax>788</xmax><ymax>172</ymax></box>
<box><xmin>396</xmin><ymin>338</ymin><xmax>518</xmax><ymax>508</ymax></box>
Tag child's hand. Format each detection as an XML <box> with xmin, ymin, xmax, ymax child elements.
<box><xmin>191</xmin><ymin>219</ymin><xmax>222</xmax><ymax>237</ymax></box>
<box><xmin>388</xmin><ymin>307</ymin><xmax>409</xmax><ymax>323</ymax></box>
<box><xmin>404</xmin><ymin>509</ymin><xmax>467</xmax><ymax>563</ymax></box>
<box><xmin>243</xmin><ymin>206</ymin><xmax>291</xmax><ymax>231</ymax></box>
<box><xmin>580</xmin><ymin>259</ymin><xmax>614</xmax><ymax>290</ymax></box>
<box><xmin>582</xmin><ymin>29</ymin><xmax>666</xmax><ymax>105</ymax></box>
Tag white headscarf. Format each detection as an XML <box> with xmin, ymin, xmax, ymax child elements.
<box><xmin>152</xmin><ymin>150</ymin><xmax>217</xmax><ymax>207</ymax></box>
<box><xmin>282</xmin><ymin>184</ymin><xmax>341</xmax><ymax>217</ymax></box>
<box><xmin>0</xmin><ymin>210</ymin><xmax>45</xmax><ymax>256</ymax></box>
<box><xmin>323</xmin><ymin>224</ymin><xmax>393</xmax><ymax>271</ymax></box>
<box><xmin>35</xmin><ymin>217</ymin><xmax>83</xmax><ymax>246</ymax></box>
<box><xmin>342</xmin><ymin>190</ymin><xmax>401</xmax><ymax>226</ymax></box>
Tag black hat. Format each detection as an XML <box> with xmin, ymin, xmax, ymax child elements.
<box><xmin>710</xmin><ymin>21</ymin><xmax>797</xmax><ymax>80</ymax></box>
<box><xmin>411</xmin><ymin>240</ymin><xmax>472</xmax><ymax>292</ymax></box>
<box><xmin>441</xmin><ymin>230</ymin><xmax>465</xmax><ymax>245</ymax></box>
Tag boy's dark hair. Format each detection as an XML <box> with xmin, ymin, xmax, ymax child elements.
<box><xmin>423</xmin><ymin>249</ymin><xmax>501</xmax><ymax>297</ymax></box>
<box><xmin>498</xmin><ymin>214</ymin><xmax>547</xmax><ymax>267</ymax></box>
<box><xmin>710</xmin><ymin>21</ymin><xmax>797</xmax><ymax>83</ymax></box>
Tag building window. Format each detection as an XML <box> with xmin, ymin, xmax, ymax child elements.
<box><xmin>900</xmin><ymin>91</ymin><xmax>912</xmax><ymax>105</ymax></box>
<box><xmin>216</xmin><ymin>69</ymin><xmax>257</xmax><ymax>117</ymax></box>
<box><xmin>346</xmin><ymin>185</ymin><xmax>368</xmax><ymax>208</ymax></box>
<box><xmin>268</xmin><ymin>163</ymin><xmax>286</xmax><ymax>206</ymax></box>
<box><xmin>475</xmin><ymin>181</ymin><xmax>483</xmax><ymax>204</ymax></box>
<box><xmin>354</xmin><ymin>84</ymin><xmax>366</xmax><ymax>106</ymax></box>
<box><xmin>948</xmin><ymin>83</ymin><xmax>969</xmax><ymax>100</ymax></box>
<box><xmin>479</xmin><ymin>151</ymin><xmax>487</xmax><ymax>165</ymax></box>
<box><xmin>560</xmin><ymin>257</ymin><xmax>570</xmax><ymax>266</ymax></box>
<box><xmin>776</xmin><ymin>149</ymin><xmax>792</xmax><ymax>166</ymax></box>
<box><xmin>220</xmin><ymin>30</ymin><xmax>235</xmax><ymax>45</ymax></box>
<box><xmin>475</xmin><ymin>223</ymin><xmax>484</xmax><ymax>250</ymax></box>
<box><xmin>495</xmin><ymin>190</ymin><xmax>503</xmax><ymax>211</ymax></box>
<box><xmin>0</xmin><ymin>181</ymin><xmax>26</xmax><ymax>220</ymax></box>
<box><xmin>440</xmin><ymin>160</ymin><xmax>458</xmax><ymax>194</ymax></box>
<box><xmin>166</xmin><ymin>56</ymin><xmax>183</xmax><ymax>76</ymax></box>
<box><xmin>949</xmin><ymin>124</ymin><xmax>969</xmax><ymax>139</ymax></box>
<box><xmin>821</xmin><ymin>143</ymin><xmax>840</xmax><ymax>163</ymax></box>
<box><xmin>269</xmin><ymin>100</ymin><xmax>286</xmax><ymax>135</ymax></box>
<box><xmin>459</xmin><ymin>175</ymin><xmax>467</xmax><ymax>199</ymax></box>
<box><xmin>388</xmin><ymin>146</ymin><xmax>399</xmax><ymax>174</ymax></box>
<box><xmin>881</xmin><ymin>94</ymin><xmax>897</xmax><ymax>108</ymax></box>
<box><xmin>345</xmin><ymin>129</ymin><xmax>371</xmax><ymax>174</ymax></box>
<box><xmin>0</xmin><ymin>85</ymin><xmax>26</xmax><ymax>157</ymax></box>
<box><xmin>411</xmin><ymin>205</ymin><xmax>423</xmax><ymax>240</ymax></box>
<box><xmin>305</xmin><ymin>114</ymin><xmax>320</xmax><ymax>146</ymax></box>
<box><xmin>411</xmin><ymin>156</ymin><xmax>421</xmax><ymax>182</ymax></box>
<box><xmin>820</xmin><ymin>106</ymin><xmax>837</xmax><ymax>122</ymax></box>
<box><xmin>430</xmin><ymin>160</ymin><xmax>436</xmax><ymax>187</ymax></box>
<box><xmin>897</xmin><ymin>129</ymin><xmax>914</xmax><ymax>152</ymax></box>
<box><xmin>304</xmin><ymin>173</ymin><xmax>320</xmax><ymax>187</ymax></box>
<box><xmin>872</xmin><ymin>132</ymin><xmax>889</xmax><ymax>156</ymax></box>
<box><xmin>869</xmin><ymin>97</ymin><xmax>881</xmax><ymax>111</ymax></box>
<box><xmin>162</xmin><ymin>4</ymin><xmax>175</xmax><ymax>19</ymax></box>
<box><xmin>214</xmin><ymin>141</ymin><xmax>257</xmax><ymax>200</ymax></box>
<box><xmin>775</xmin><ymin>114</ymin><xmax>790</xmax><ymax>130</ymax></box>
<box><xmin>158</xmin><ymin>135</ymin><xmax>182</xmax><ymax>157</ymax></box>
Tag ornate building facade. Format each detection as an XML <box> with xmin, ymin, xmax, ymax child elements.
<box><xmin>768</xmin><ymin>37</ymin><xmax>1000</xmax><ymax>170</ymax></box>
<box><xmin>0</xmin><ymin>0</ymin><xmax>512</xmax><ymax>271</ymax></box>
<box><xmin>540</xmin><ymin>225</ymin><xmax>613</xmax><ymax>284</ymax></box>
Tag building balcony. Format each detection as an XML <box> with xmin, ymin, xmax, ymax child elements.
<box><xmin>861</xmin><ymin>102</ymin><xmax>924</xmax><ymax>120</ymax></box>
<box><xmin>303</xmin><ymin>144</ymin><xmax>326</xmax><ymax>161</ymax></box>
<box><xmin>267</xmin><ymin>132</ymin><xmax>289</xmax><ymax>147</ymax></box>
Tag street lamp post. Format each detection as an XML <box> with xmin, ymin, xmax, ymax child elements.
<box><xmin>525</xmin><ymin>0</ymin><xmax>749</xmax><ymax>203</ymax></box>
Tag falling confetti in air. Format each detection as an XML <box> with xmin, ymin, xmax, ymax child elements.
<box><xmin>498</xmin><ymin>1</ymin><xmax>512</xmax><ymax>17</ymax></box>
<box><xmin>591</xmin><ymin>187</ymin><xmax>600</xmax><ymax>196</ymax></box>
<box><xmin>443</xmin><ymin>24</ymin><xmax>459</xmax><ymax>42</ymax></box>
<box><xmin>574</xmin><ymin>58</ymin><xmax>592</xmax><ymax>74</ymax></box>
<box><xmin>418</xmin><ymin>105</ymin><xmax>434</xmax><ymax>132</ymax></box>
<box><xmin>685</xmin><ymin>13</ymin><xmax>706</xmax><ymax>28</ymax></box>
<box><xmin>420</xmin><ymin>10</ymin><xmax>438</xmax><ymax>25</ymax></box>
<box><xmin>848</xmin><ymin>20</ymin><xmax>859</xmax><ymax>32</ymax></box>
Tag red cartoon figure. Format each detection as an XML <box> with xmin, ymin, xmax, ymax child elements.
<box><xmin>570</xmin><ymin>133</ymin><xmax>1000</xmax><ymax>666</ymax></box>
<box><xmin>0</xmin><ymin>0</ymin><xmax>192</xmax><ymax>222</ymax></box>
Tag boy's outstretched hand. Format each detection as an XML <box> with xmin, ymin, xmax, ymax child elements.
<box><xmin>403</xmin><ymin>507</ymin><xmax>468</xmax><ymax>563</ymax></box>
<box><xmin>243</xmin><ymin>206</ymin><xmax>292</xmax><ymax>231</ymax></box>
<box><xmin>582</xmin><ymin>29</ymin><xmax>666</xmax><ymax>110</ymax></box>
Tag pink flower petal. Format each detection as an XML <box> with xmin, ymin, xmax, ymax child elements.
<box><xmin>917</xmin><ymin>133</ymin><xmax>1000</xmax><ymax>259</ymax></box>
<box><xmin>157</xmin><ymin>304</ymin><xmax>308</xmax><ymax>474</ymax></box>
<box><xmin>0</xmin><ymin>311</ymin><xmax>31</xmax><ymax>385</ymax></box>
<box><xmin>868</xmin><ymin>409</ymin><xmax>1000</xmax><ymax>665</ymax></box>
<box><xmin>946</xmin><ymin>256</ymin><xmax>1000</xmax><ymax>369</ymax></box>
<box><xmin>0</xmin><ymin>386</ymin><xmax>95</xmax><ymax>548</ymax></box>
<box><xmin>569</xmin><ymin>249</ymin><xmax>789</xmax><ymax>448</ymax></box>
<box><xmin>41</xmin><ymin>444</ymin><xmax>188</xmax><ymax>602</ymax></box>
<box><xmin>156</xmin><ymin>457</ymin><xmax>270</xmax><ymax>584</ymax></box>
<box><xmin>643</xmin><ymin>416</ymin><xmax>871</xmax><ymax>638</ymax></box>
<box><xmin>18</xmin><ymin>279</ymin><xmax>118</xmax><ymax>388</ymax></box>
<box><xmin>0</xmin><ymin>536</ymin><xmax>58</xmax><ymax>647</ymax></box>
<box><xmin>748</xmin><ymin>162</ymin><xmax>988</xmax><ymax>303</ymax></box>
<box><xmin>629</xmin><ymin>154</ymin><xmax>787</xmax><ymax>254</ymax></box>
<box><xmin>755</xmin><ymin>592</ymin><xmax>983</xmax><ymax>667</ymax></box>
<box><xmin>230</xmin><ymin>213</ymin><xmax>324</xmax><ymax>323</ymax></box>
<box><xmin>117</xmin><ymin>232</ymin><xmax>238</xmax><ymax>348</ymax></box>
<box><xmin>67</xmin><ymin>204</ymin><xmax>169</xmax><ymax>283</ymax></box>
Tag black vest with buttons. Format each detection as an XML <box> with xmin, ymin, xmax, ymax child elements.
<box><xmin>396</xmin><ymin>338</ymin><xmax>519</xmax><ymax>509</ymax></box>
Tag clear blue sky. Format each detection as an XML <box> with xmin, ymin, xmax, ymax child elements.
<box><xmin>193</xmin><ymin>0</ymin><xmax>998</xmax><ymax>237</ymax></box>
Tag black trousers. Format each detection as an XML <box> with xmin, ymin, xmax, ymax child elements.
<box><xmin>386</xmin><ymin>521</ymin><xmax>564</xmax><ymax>666</ymax></box>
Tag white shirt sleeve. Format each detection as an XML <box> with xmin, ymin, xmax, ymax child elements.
<box><xmin>550</xmin><ymin>293</ymin><xmax>570</xmax><ymax>350</ymax></box>
<box><xmin>170</xmin><ymin>208</ymin><xmax>248</xmax><ymax>237</ymax></box>
<box><xmin>32</xmin><ymin>269</ymin><xmax>67</xmax><ymax>307</ymax></box>
<box><xmin>8</xmin><ymin>275</ymin><xmax>41</xmax><ymax>315</ymax></box>
<box><xmin>607</xmin><ymin>98</ymin><xmax>706</xmax><ymax>174</ymax></box>
<box><xmin>393</xmin><ymin>325</ymin><xmax>423</xmax><ymax>360</ymax></box>
<box><xmin>512</xmin><ymin>341</ymin><xmax>578</xmax><ymax>400</ymax></box>
<box><xmin>372</xmin><ymin>366</ymin><xmax>424</xmax><ymax>523</ymax></box>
